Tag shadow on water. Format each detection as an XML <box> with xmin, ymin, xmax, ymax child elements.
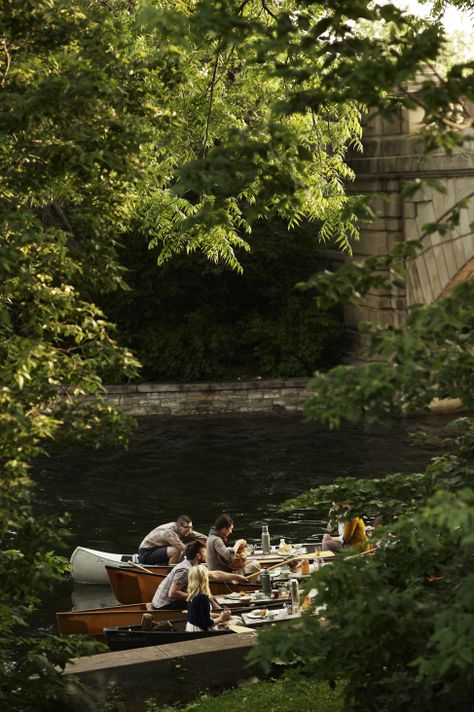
<box><xmin>32</xmin><ymin>412</ymin><xmax>454</xmax><ymax>630</ymax></box>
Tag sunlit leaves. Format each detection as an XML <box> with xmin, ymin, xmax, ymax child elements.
<box><xmin>0</xmin><ymin>1</ymin><xmax>151</xmax><ymax>708</ymax></box>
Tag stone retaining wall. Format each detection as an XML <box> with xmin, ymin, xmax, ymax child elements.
<box><xmin>46</xmin><ymin>633</ymin><xmax>260</xmax><ymax>712</ymax></box>
<box><xmin>105</xmin><ymin>378</ymin><xmax>311</xmax><ymax>417</ymax></box>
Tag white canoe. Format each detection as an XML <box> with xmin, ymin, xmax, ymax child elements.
<box><xmin>70</xmin><ymin>546</ymin><xmax>135</xmax><ymax>584</ymax></box>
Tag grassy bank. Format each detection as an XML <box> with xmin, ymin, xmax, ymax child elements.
<box><xmin>145</xmin><ymin>677</ymin><xmax>344</xmax><ymax>712</ymax></box>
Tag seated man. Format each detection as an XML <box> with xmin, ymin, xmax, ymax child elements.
<box><xmin>149</xmin><ymin>540</ymin><xmax>247</xmax><ymax>610</ymax></box>
<box><xmin>322</xmin><ymin>503</ymin><xmax>368</xmax><ymax>553</ymax></box>
<box><xmin>206</xmin><ymin>513</ymin><xmax>248</xmax><ymax>574</ymax></box>
<box><xmin>137</xmin><ymin>514</ymin><xmax>206</xmax><ymax>565</ymax></box>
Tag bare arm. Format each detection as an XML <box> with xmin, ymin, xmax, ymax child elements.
<box><xmin>169</xmin><ymin>582</ymin><xmax>188</xmax><ymax>600</ymax></box>
<box><xmin>208</xmin><ymin>570</ymin><xmax>247</xmax><ymax>583</ymax></box>
<box><xmin>189</xmin><ymin>529</ymin><xmax>207</xmax><ymax>543</ymax></box>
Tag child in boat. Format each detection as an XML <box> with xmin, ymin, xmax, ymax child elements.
<box><xmin>186</xmin><ymin>565</ymin><xmax>231</xmax><ymax>632</ymax></box>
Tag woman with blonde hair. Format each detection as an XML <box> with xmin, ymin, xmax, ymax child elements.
<box><xmin>186</xmin><ymin>564</ymin><xmax>231</xmax><ymax>632</ymax></box>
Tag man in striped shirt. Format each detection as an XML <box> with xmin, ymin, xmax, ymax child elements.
<box><xmin>150</xmin><ymin>540</ymin><xmax>247</xmax><ymax>610</ymax></box>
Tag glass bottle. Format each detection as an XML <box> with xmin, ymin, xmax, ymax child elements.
<box><xmin>261</xmin><ymin>524</ymin><xmax>271</xmax><ymax>554</ymax></box>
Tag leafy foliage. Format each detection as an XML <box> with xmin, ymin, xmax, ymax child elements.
<box><xmin>133</xmin><ymin>0</ymin><xmax>366</xmax><ymax>264</ymax></box>
<box><xmin>252</xmin><ymin>483</ymin><xmax>474</xmax><ymax>711</ymax></box>
<box><xmin>0</xmin><ymin>1</ymin><xmax>152</xmax><ymax>708</ymax></box>
<box><xmin>302</xmin><ymin>273</ymin><xmax>474</xmax><ymax>428</ymax></box>
<box><xmin>2</xmin><ymin>1</ymin><xmax>474</xmax><ymax>711</ymax></box>
<box><xmin>251</xmin><ymin>420</ymin><xmax>474</xmax><ymax>711</ymax></box>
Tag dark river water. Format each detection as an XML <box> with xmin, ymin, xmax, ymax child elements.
<box><xmin>32</xmin><ymin>412</ymin><xmax>452</xmax><ymax>632</ymax></box>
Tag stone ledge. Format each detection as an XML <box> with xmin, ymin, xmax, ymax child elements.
<box><xmin>46</xmin><ymin>634</ymin><xmax>260</xmax><ymax>712</ymax></box>
<box><xmin>106</xmin><ymin>378</ymin><xmax>310</xmax><ymax>395</ymax></box>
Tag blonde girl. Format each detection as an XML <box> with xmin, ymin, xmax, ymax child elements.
<box><xmin>186</xmin><ymin>564</ymin><xmax>230</xmax><ymax>632</ymax></box>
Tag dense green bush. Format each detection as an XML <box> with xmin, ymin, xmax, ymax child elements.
<box><xmin>252</xmin><ymin>422</ymin><xmax>474</xmax><ymax>712</ymax></box>
<box><xmin>249</xmin><ymin>265</ymin><xmax>474</xmax><ymax>711</ymax></box>
<box><xmin>99</xmin><ymin>221</ymin><xmax>345</xmax><ymax>382</ymax></box>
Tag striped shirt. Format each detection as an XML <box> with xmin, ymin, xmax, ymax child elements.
<box><xmin>152</xmin><ymin>559</ymin><xmax>192</xmax><ymax>609</ymax></box>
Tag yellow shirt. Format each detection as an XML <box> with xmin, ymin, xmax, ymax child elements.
<box><xmin>343</xmin><ymin>517</ymin><xmax>368</xmax><ymax>547</ymax></box>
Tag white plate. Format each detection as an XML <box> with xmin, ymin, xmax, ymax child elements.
<box><xmin>270</xmin><ymin>568</ymin><xmax>282</xmax><ymax>578</ymax></box>
<box><xmin>224</xmin><ymin>593</ymin><xmax>241</xmax><ymax>600</ymax></box>
<box><xmin>246</xmin><ymin>609</ymin><xmax>268</xmax><ymax>619</ymax></box>
<box><xmin>293</xmin><ymin>546</ymin><xmax>307</xmax><ymax>554</ymax></box>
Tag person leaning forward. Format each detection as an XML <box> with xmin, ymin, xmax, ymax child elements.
<box><xmin>149</xmin><ymin>540</ymin><xmax>247</xmax><ymax>610</ymax></box>
<box><xmin>322</xmin><ymin>503</ymin><xmax>368</xmax><ymax>553</ymax></box>
<box><xmin>137</xmin><ymin>514</ymin><xmax>207</xmax><ymax>566</ymax></box>
<box><xmin>206</xmin><ymin>513</ymin><xmax>247</xmax><ymax>574</ymax></box>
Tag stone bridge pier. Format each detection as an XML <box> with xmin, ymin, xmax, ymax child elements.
<box><xmin>343</xmin><ymin>100</ymin><xmax>474</xmax><ymax>362</ymax></box>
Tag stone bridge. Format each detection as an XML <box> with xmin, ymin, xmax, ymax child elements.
<box><xmin>342</xmin><ymin>96</ymin><xmax>474</xmax><ymax>361</ymax></box>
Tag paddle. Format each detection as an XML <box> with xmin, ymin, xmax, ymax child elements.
<box><xmin>244</xmin><ymin>550</ymin><xmax>334</xmax><ymax>581</ymax></box>
<box><xmin>127</xmin><ymin>561</ymin><xmax>158</xmax><ymax>576</ymax></box>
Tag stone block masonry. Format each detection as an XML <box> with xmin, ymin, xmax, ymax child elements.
<box><xmin>342</xmin><ymin>95</ymin><xmax>474</xmax><ymax>363</ymax></box>
<box><xmin>44</xmin><ymin>633</ymin><xmax>260</xmax><ymax>712</ymax></box>
<box><xmin>104</xmin><ymin>378</ymin><xmax>311</xmax><ymax>417</ymax></box>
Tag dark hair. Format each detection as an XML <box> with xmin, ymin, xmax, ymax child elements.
<box><xmin>176</xmin><ymin>514</ymin><xmax>192</xmax><ymax>526</ymax></box>
<box><xmin>185</xmin><ymin>540</ymin><xmax>205</xmax><ymax>561</ymax></box>
<box><xmin>214</xmin><ymin>513</ymin><xmax>234</xmax><ymax>530</ymax></box>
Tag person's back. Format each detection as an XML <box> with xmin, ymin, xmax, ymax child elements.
<box><xmin>185</xmin><ymin>564</ymin><xmax>230</xmax><ymax>632</ymax></box>
<box><xmin>151</xmin><ymin>558</ymin><xmax>191</xmax><ymax>609</ymax></box>
<box><xmin>343</xmin><ymin>517</ymin><xmax>368</xmax><ymax>547</ymax></box>
<box><xmin>187</xmin><ymin>592</ymin><xmax>213</xmax><ymax>632</ymax></box>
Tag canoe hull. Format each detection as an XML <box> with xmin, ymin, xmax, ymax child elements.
<box><xmin>104</xmin><ymin>621</ymin><xmax>234</xmax><ymax>651</ymax></box>
<box><xmin>56</xmin><ymin>603</ymin><xmax>187</xmax><ymax>637</ymax></box>
<box><xmin>70</xmin><ymin>547</ymin><xmax>172</xmax><ymax>584</ymax></box>
<box><xmin>106</xmin><ymin>565</ymin><xmax>260</xmax><ymax>605</ymax></box>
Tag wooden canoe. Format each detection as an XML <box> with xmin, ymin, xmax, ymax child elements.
<box><xmin>56</xmin><ymin>602</ymin><xmax>188</xmax><ymax>637</ymax></box>
<box><xmin>104</xmin><ymin>619</ymin><xmax>236</xmax><ymax>651</ymax></box>
<box><xmin>106</xmin><ymin>565</ymin><xmax>261</xmax><ymax>605</ymax></box>
<box><xmin>70</xmin><ymin>547</ymin><xmax>173</xmax><ymax>584</ymax></box>
<box><xmin>56</xmin><ymin>597</ymin><xmax>287</xmax><ymax>638</ymax></box>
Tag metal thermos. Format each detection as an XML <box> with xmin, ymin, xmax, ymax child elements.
<box><xmin>261</xmin><ymin>524</ymin><xmax>271</xmax><ymax>554</ymax></box>
<box><xmin>290</xmin><ymin>578</ymin><xmax>300</xmax><ymax>614</ymax></box>
<box><xmin>261</xmin><ymin>568</ymin><xmax>271</xmax><ymax>597</ymax></box>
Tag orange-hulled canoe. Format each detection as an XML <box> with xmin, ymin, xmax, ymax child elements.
<box><xmin>56</xmin><ymin>602</ymin><xmax>187</xmax><ymax>637</ymax></box>
<box><xmin>106</xmin><ymin>565</ymin><xmax>261</xmax><ymax>605</ymax></box>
